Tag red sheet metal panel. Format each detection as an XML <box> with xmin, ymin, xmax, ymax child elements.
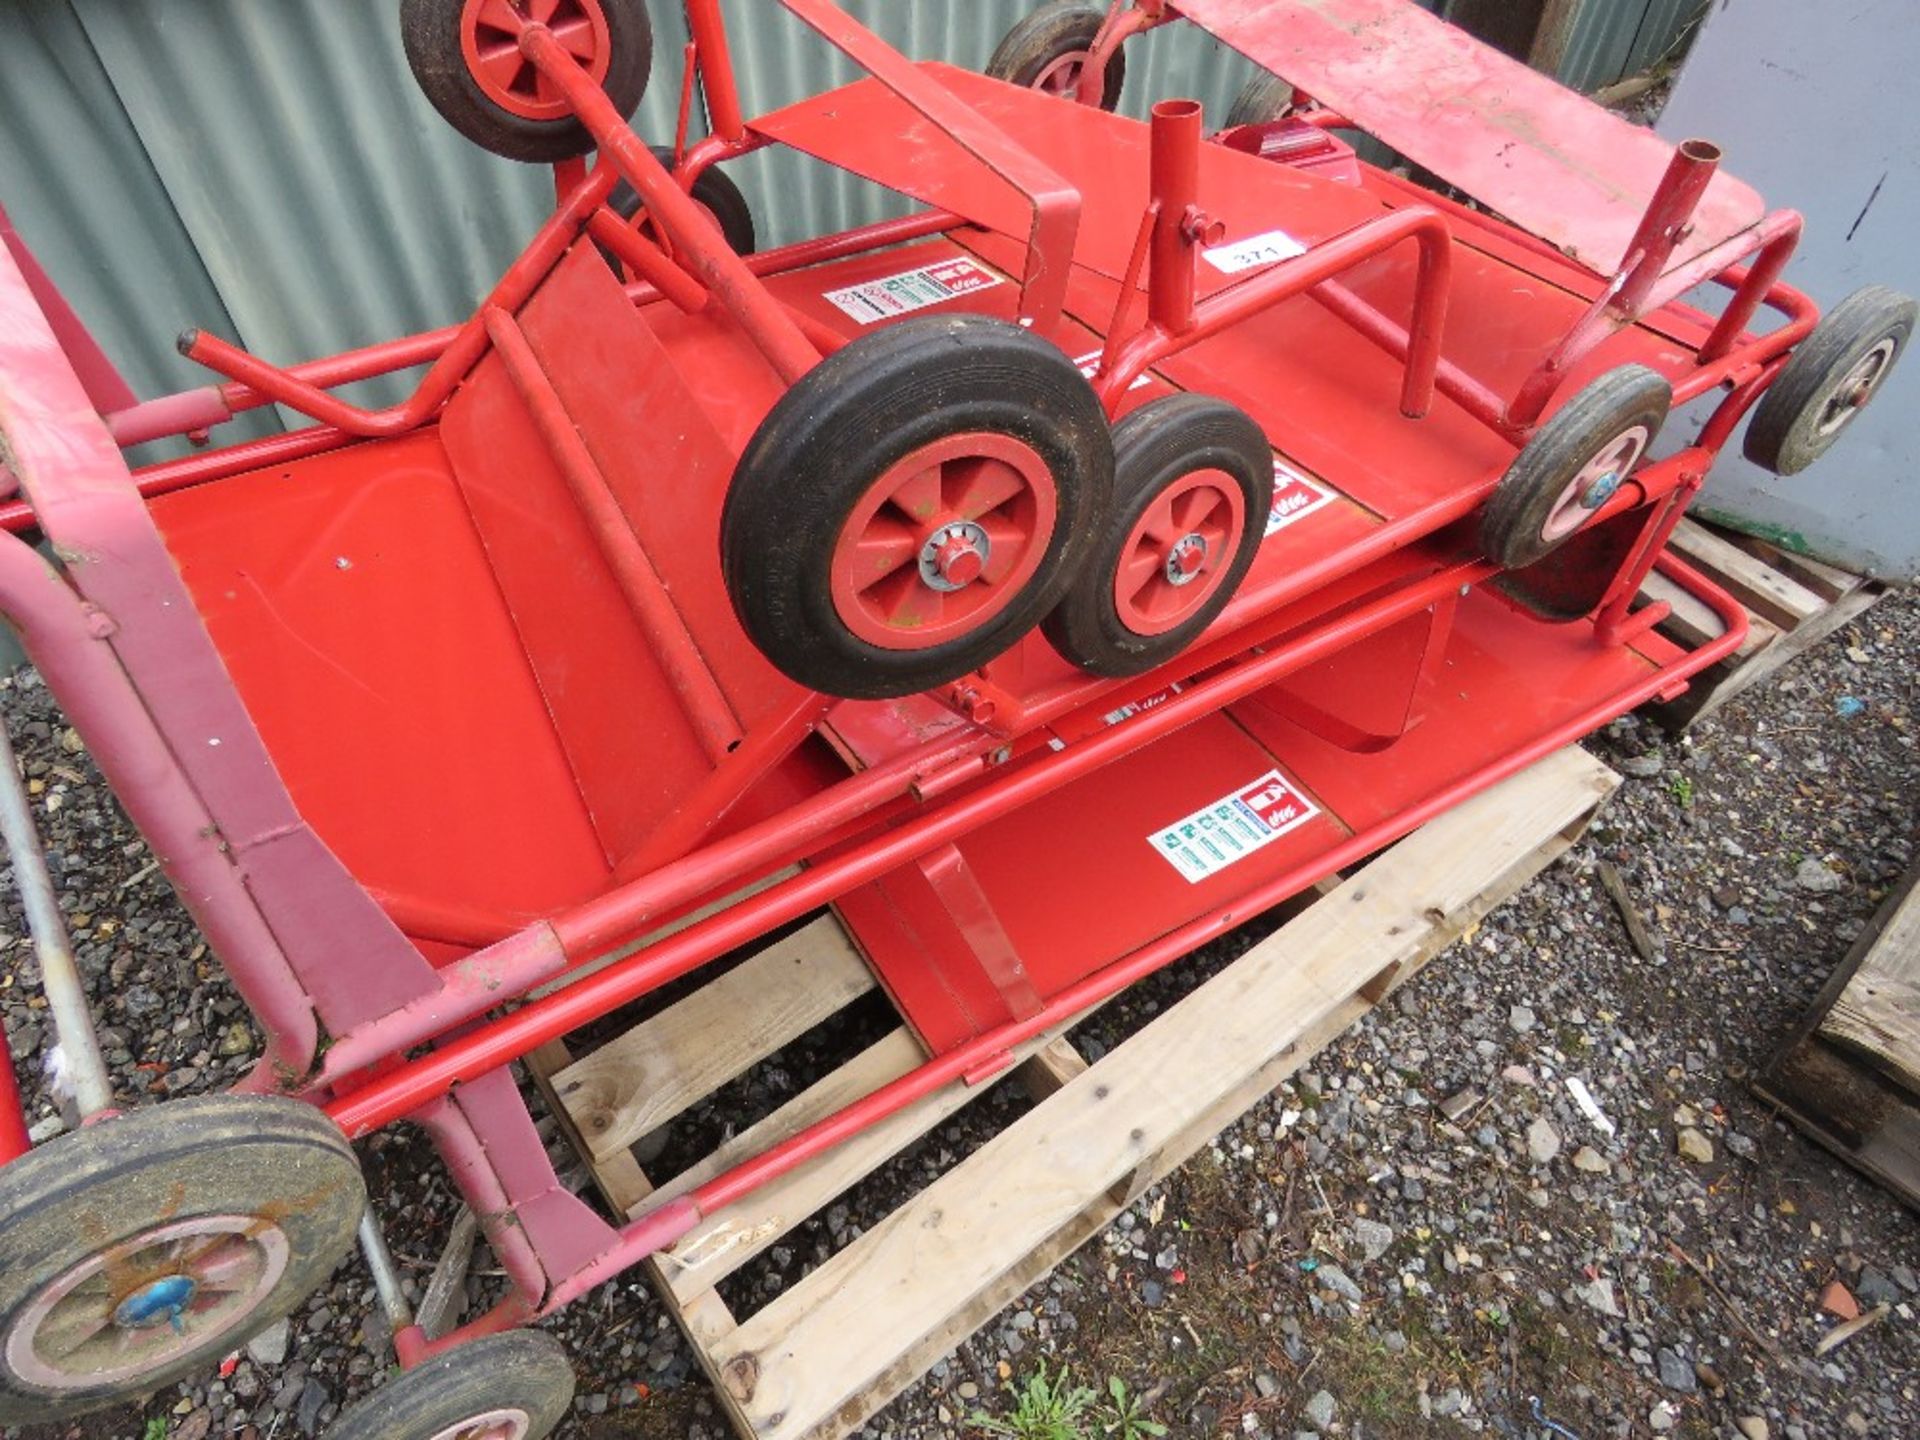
<box><xmin>150</xmin><ymin>432</ymin><xmax>612</xmax><ymax>926</ymax></box>
<box><xmin>753</xmin><ymin>64</ymin><xmax>1391</xmax><ymax>285</ymax></box>
<box><xmin>1176</xmin><ymin>0</ymin><xmax>1767</xmax><ymax>274</ymax></box>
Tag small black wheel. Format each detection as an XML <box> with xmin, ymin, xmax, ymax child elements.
<box><xmin>401</xmin><ymin>0</ymin><xmax>653</xmax><ymax>164</ymax></box>
<box><xmin>985</xmin><ymin>1</ymin><xmax>1126</xmax><ymax>111</ymax></box>
<box><xmin>323</xmin><ymin>1330</ymin><xmax>574</xmax><ymax>1440</ymax></box>
<box><xmin>603</xmin><ymin>147</ymin><xmax>756</xmax><ymax>264</ymax></box>
<box><xmin>1224</xmin><ymin>71</ymin><xmax>1293</xmax><ymax>128</ymax></box>
<box><xmin>0</xmin><ymin>1096</ymin><xmax>365</xmax><ymax>1424</ymax></box>
<box><xmin>722</xmin><ymin>315</ymin><xmax>1114</xmax><ymax>700</ymax></box>
<box><xmin>1743</xmin><ymin>285</ymin><xmax>1917</xmax><ymax>475</ymax></box>
<box><xmin>1043</xmin><ymin>395</ymin><xmax>1273</xmax><ymax>678</ymax></box>
<box><xmin>1481</xmin><ymin>366</ymin><xmax>1672</xmax><ymax>571</ymax></box>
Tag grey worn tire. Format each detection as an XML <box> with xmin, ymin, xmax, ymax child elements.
<box><xmin>0</xmin><ymin>1096</ymin><xmax>364</xmax><ymax>1424</ymax></box>
<box><xmin>1481</xmin><ymin>366</ymin><xmax>1671</xmax><ymax>571</ymax></box>
<box><xmin>1743</xmin><ymin>285</ymin><xmax>1917</xmax><ymax>475</ymax></box>
<box><xmin>323</xmin><ymin>1330</ymin><xmax>575</xmax><ymax>1440</ymax></box>
<box><xmin>1224</xmin><ymin>71</ymin><xmax>1293</xmax><ymax>128</ymax></box>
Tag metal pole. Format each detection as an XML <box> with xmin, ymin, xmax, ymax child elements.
<box><xmin>0</xmin><ymin>712</ymin><xmax>113</xmax><ymax>1118</ymax></box>
<box><xmin>358</xmin><ymin>1208</ymin><xmax>416</xmax><ymax>1334</ymax></box>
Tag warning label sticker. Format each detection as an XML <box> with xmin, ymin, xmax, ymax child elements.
<box><xmin>1203</xmin><ymin>227</ymin><xmax>1308</xmax><ymax>275</ymax></box>
<box><xmin>1264</xmin><ymin>458</ymin><xmax>1336</xmax><ymax>537</ymax></box>
<box><xmin>1148</xmin><ymin>769</ymin><xmax>1320</xmax><ymax>884</ymax></box>
<box><xmin>822</xmin><ymin>257</ymin><xmax>1004</xmax><ymax>323</ymax></box>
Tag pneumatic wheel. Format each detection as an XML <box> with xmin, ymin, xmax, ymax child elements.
<box><xmin>1743</xmin><ymin>285</ymin><xmax>1917</xmax><ymax>475</ymax></box>
<box><xmin>401</xmin><ymin>0</ymin><xmax>653</xmax><ymax>163</ymax></box>
<box><xmin>323</xmin><ymin>1331</ymin><xmax>575</xmax><ymax>1440</ymax></box>
<box><xmin>722</xmin><ymin>315</ymin><xmax>1115</xmax><ymax>700</ymax></box>
<box><xmin>1481</xmin><ymin>365</ymin><xmax>1672</xmax><ymax>572</ymax></box>
<box><xmin>608</xmin><ymin>148</ymin><xmax>756</xmax><ymax>256</ymax></box>
<box><xmin>0</xmin><ymin>1096</ymin><xmax>365</xmax><ymax>1424</ymax></box>
<box><xmin>1225</xmin><ymin>71</ymin><xmax>1293</xmax><ymax>128</ymax></box>
<box><xmin>985</xmin><ymin>1</ymin><xmax>1126</xmax><ymax>110</ymax></box>
<box><xmin>1044</xmin><ymin>395</ymin><xmax>1272</xmax><ymax>678</ymax></box>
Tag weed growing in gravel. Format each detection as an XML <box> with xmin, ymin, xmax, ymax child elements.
<box><xmin>1100</xmin><ymin>1376</ymin><xmax>1169</xmax><ymax>1439</ymax></box>
<box><xmin>969</xmin><ymin>1364</ymin><xmax>1168</xmax><ymax>1440</ymax></box>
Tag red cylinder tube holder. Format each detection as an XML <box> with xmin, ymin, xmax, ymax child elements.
<box><xmin>1147</xmin><ymin>99</ymin><xmax>1205</xmax><ymax>335</ymax></box>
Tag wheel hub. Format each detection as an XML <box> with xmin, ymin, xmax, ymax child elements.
<box><xmin>1164</xmin><ymin>532</ymin><xmax>1210</xmax><ymax>586</ymax></box>
<box><xmin>113</xmin><ymin>1275</ymin><xmax>198</xmax><ymax>1333</ymax></box>
<box><xmin>1577</xmin><ymin>470</ymin><xmax>1621</xmax><ymax>512</ymax></box>
<box><xmin>918</xmin><ymin>521</ymin><xmax>992</xmax><ymax>593</ymax></box>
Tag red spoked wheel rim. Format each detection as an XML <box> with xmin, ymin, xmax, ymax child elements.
<box><xmin>1111</xmin><ymin>469</ymin><xmax>1246</xmax><ymax>637</ymax></box>
<box><xmin>1540</xmin><ymin>422</ymin><xmax>1650</xmax><ymax>546</ymax></box>
<box><xmin>829</xmin><ymin>432</ymin><xmax>1058</xmax><ymax>651</ymax></box>
<box><xmin>1031</xmin><ymin>50</ymin><xmax>1094</xmax><ymax>98</ymax></box>
<box><xmin>460</xmin><ymin>0</ymin><xmax>612</xmax><ymax>121</ymax></box>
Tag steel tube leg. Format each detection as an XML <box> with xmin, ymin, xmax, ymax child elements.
<box><xmin>0</xmin><ymin>712</ymin><xmax>113</xmax><ymax>1119</ymax></box>
<box><xmin>358</xmin><ymin>1208</ymin><xmax>416</xmax><ymax>1335</ymax></box>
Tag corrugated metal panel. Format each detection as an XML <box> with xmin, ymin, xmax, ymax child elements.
<box><xmin>1554</xmin><ymin>0</ymin><xmax>1708</xmax><ymax>94</ymax></box>
<box><xmin>0</xmin><ymin>2</ymin><xmax>273</xmax><ymax>443</ymax></box>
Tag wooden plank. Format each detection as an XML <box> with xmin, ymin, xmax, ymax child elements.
<box><xmin>648</xmin><ymin>1024</ymin><xmax>1066</xmax><ymax>1306</ymax></box>
<box><xmin>1667</xmin><ymin>518</ymin><xmax>1828</xmax><ymax>629</ymax></box>
<box><xmin>525</xmin><ymin>1038</ymin><xmax>653</xmax><ymax>1214</ymax></box>
<box><xmin>1818</xmin><ymin>872</ymin><xmax>1920</xmax><ymax>1096</ymax></box>
<box><xmin>1017</xmin><ymin>1037</ymin><xmax>1089</xmax><ymax>1103</ymax></box>
<box><xmin>553</xmin><ymin>916</ymin><xmax>875</xmax><ymax>1162</ymax></box>
<box><xmin>704</xmin><ymin>749</ymin><xmax>1617</xmax><ymax>1440</ymax></box>
<box><xmin>1758</xmin><ymin>859</ymin><xmax>1920</xmax><ymax>1209</ymax></box>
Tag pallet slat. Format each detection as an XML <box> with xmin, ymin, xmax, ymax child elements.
<box><xmin>1816</xmin><ymin>874</ymin><xmax>1920</xmax><ymax>1096</ymax></box>
<box><xmin>552</xmin><ymin>916</ymin><xmax>875</xmax><ymax>1161</ymax></box>
<box><xmin>1643</xmin><ymin>517</ymin><xmax>1882</xmax><ymax>730</ymax></box>
<box><xmin>1758</xmin><ymin>860</ymin><xmax>1920</xmax><ymax>1209</ymax></box>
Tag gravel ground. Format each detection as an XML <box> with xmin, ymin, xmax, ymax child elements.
<box><xmin>5</xmin><ymin>590</ymin><xmax>1917</xmax><ymax>1440</ymax></box>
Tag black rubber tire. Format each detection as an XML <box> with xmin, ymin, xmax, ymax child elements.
<box><xmin>1743</xmin><ymin>285</ymin><xmax>1917</xmax><ymax>476</ymax></box>
<box><xmin>985</xmin><ymin>1</ymin><xmax>1126</xmax><ymax>111</ymax></box>
<box><xmin>323</xmin><ymin>1330</ymin><xmax>575</xmax><ymax>1440</ymax></box>
<box><xmin>722</xmin><ymin>315</ymin><xmax>1114</xmax><ymax>700</ymax></box>
<box><xmin>1044</xmin><ymin>395</ymin><xmax>1273</xmax><ymax>678</ymax></box>
<box><xmin>1225</xmin><ymin>71</ymin><xmax>1293</xmax><ymax>128</ymax></box>
<box><xmin>604</xmin><ymin>147</ymin><xmax>756</xmax><ymax>260</ymax></box>
<box><xmin>0</xmin><ymin>1096</ymin><xmax>365</xmax><ymax>1424</ymax></box>
<box><xmin>1481</xmin><ymin>366</ymin><xmax>1672</xmax><ymax>572</ymax></box>
<box><xmin>400</xmin><ymin>0</ymin><xmax>652</xmax><ymax>163</ymax></box>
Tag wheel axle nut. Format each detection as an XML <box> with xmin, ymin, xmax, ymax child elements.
<box><xmin>918</xmin><ymin>520</ymin><xmax>993</xmax><ymax>593</ymax></box>
<box><xmin>1165</xmin><ymin>532</ymin><xmax>1210</xmax><ymax>586</ymax></box>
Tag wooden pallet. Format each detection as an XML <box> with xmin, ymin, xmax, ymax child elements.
<box><xmin>527</xmin><ymin>748</ymin><xmax>1620</xmax><ymax>1440</ymax></box>
<box><xmin>1639</xmin><ymin>515</ymin><xmax>1884</xmax><ymax>730</ymax></box>
<box><xmin>1755</xmin><ymin>857</ymin><xmax>1920</xmax><ymax>1210</ymax></box>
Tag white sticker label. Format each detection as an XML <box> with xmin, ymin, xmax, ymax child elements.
<box><xmin>822</xmin><ymin>257</ymin><xmax>1004</xmax><ymax>323</ymax></box>
<box><xmin>1073</xmin><ymin>349</ymin><xmax>1151</xmax><ymax>392</ymax></box>
<box><xmin>1148</xmin><ymin>769</ymin><xmax>1320</xmax><ymax>883</ymax></box>
<box><xmin>1264</xmin><ymin>458</ymin><xmax>1336</xmax><ymax>537</ymax></box>
<box><xmin>1203</xmin><ymin>228</ymin><xmax>1308</xmax><ymax>275</ymax></box>
<box><xmin>1101</xmin><ymin>682</ymin><xmax>1182</xmax><ymax>728</ymax></box>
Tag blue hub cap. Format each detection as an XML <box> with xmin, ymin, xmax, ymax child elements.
<box><xmin>1579</xmin><ymin>471</ymin><xmax>1621</xmax><ymax>511</ymax></box>
<box><xmin>114</xmin><ymin>1274</ymin><xmax>198</xmax><ymax>1332</ymax></box>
